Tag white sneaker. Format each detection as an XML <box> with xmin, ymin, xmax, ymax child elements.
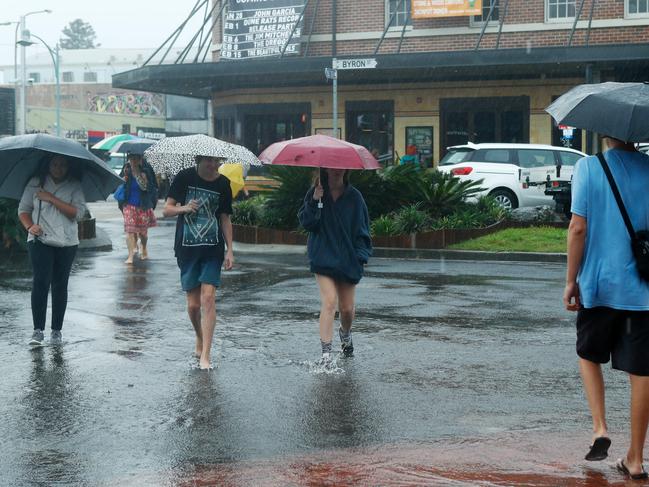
<box><xmin>29</xmin><ymin>330</ymin><xmax>44</xmax><ymax>346</ymax></box>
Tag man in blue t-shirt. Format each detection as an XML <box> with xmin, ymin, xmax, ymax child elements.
<box><xmin>565</xmin><ymin>137</ymin><xmax>649</xmax><ymax>479</ymax></box>
<box><xmin>163</xmin><ymin>155</ymin><xmax>233</xmax><ymax>370</ymax></box>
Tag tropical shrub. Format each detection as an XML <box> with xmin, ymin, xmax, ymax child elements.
<box><xmin>393</xmin><ymin>203</ymin><xmax>431</xmax><ymax>235</ymax></box>
<box><xmin>232</xmin><ymin>195</ymin><xmax>265</xmax><ymax>226</ymax></box>
<box><xmin>263</xmin><ymin>166</ymin><xmax>313</xmax><ymax>230</ymax></box>
<box><xmin>351</xmin><ymin>164</ymin><xmax>422</xmax><ymax>219</ymax></box>
<box><xmin>370</xmin><ymin>215</ymin><xmax>398</xmax><ymax>236</ymax></box>
<box><xmin>0</xmin><ymin>198</ymin><xmax>26</xmax><ymax>251</ymax></box>
<box><xmin>413</xmin><ymin>170</ymin><xmax>485</xmax><ymax>218</ymax></box>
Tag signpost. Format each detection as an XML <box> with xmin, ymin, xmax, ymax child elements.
<box><xmin>327</xmin><ymin>58</ymin><xmax>377</xmax><ymax>140</ymax></box>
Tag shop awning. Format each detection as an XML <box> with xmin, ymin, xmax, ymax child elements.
<box><xmin>112</xmin><ymin>44</ymin><xmax>649</xmax><ymax>99</ymax></box>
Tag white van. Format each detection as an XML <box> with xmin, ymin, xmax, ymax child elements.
<box><xmin>437</xmin><ymin>142</ymin><xmax>586</xmax><ymax>209</ymax></box>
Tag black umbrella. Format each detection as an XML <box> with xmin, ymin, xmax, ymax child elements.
<box><xmin>0</xmin><ymin>133</ymin><xmax>123</xmax><ymax>201</ymax></box>
<box><xmin>546</xmin><ymin>82</ymin><xmax>649</xmax><ymax>143</ymax></box>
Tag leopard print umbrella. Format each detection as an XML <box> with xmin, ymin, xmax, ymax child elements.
<box><xmin>144</xmin><ymin>134</ymin><xmax>260</xmax><ymax>177</ymax></box>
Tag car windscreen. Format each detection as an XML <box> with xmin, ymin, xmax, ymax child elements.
<box><xmin>439</xmin><ymin>148</ymin><xmax>474</xmax><ymax>165</ymax></box>
<box><xmin>558</xmin><ymin>151</ymin><xmax>583</xmax><ymax>166</ymax></box>
<box><xmin>107</xmin><ymin>156</ymin><xmax>125</xmax><ymax>171</ymax></box>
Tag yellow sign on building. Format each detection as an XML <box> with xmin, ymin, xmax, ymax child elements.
<box><xmin>412</xmin><ymin>0</ymin><xmax>483</xmax><ymax>18</ymax></box>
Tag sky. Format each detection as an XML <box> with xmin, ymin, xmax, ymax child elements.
<box><xmin>0</xmin><ymin>0</ymin><xmax>209</xmax><ymax>68</ymax></box>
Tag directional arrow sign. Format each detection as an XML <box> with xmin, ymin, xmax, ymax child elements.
<box><xmin>334</xmin><ymin>58</ymin><xmax>378</xmax><ymax>70</ymax></box>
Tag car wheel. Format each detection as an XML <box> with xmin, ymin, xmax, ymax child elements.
<box><xmin>489</xmin><ymin>189</ymin><xmax>518</xmax><ymax>210</ymax></box>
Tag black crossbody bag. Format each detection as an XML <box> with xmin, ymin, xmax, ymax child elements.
<box><xmin>596</xmin><ymin>152</ymin><xmax>649</xmax><ymax>281</ymax></box>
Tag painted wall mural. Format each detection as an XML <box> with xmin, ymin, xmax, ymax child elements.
<box><xmin>88</xmin><ymin>92</ymin><xmax>164</xmax><ymax>116</ymax></box>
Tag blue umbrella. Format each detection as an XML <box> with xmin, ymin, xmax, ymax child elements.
<box><xmin>0</xmin><ymin>133</ymin><xmax>123</xmax><ymax>201</ymax></box>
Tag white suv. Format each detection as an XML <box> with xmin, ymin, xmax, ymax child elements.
<box><xmin>437</xmin><ymin>142</ymin><xmax>586</xmax><ymax>209</ymax></box>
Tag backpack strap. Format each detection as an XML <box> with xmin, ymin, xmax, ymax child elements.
<box><xmin>596</xmin><ymin>152</ymin><xmax>637</xmax><ymax>241</ymax></box>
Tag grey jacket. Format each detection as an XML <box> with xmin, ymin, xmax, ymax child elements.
<box><xmin>18</xmin><ymin>176</ymin><xmax>86</xmax><ymax>247</ymax></box>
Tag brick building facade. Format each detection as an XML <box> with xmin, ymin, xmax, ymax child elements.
<box><xmin>114</xmin><ymin>0</ymin><xmax>649</xmax><ymax>164</ymax></box>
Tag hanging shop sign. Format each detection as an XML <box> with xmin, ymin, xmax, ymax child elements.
<box><xmin>412</xmin><ymin>0</ymin><xmax>483</xmax><ymax>19</ymax></box>
<box><xmin>222</xmin><ymin>0</ymin><xmax>306</xmax><ymax>59</ymax></box>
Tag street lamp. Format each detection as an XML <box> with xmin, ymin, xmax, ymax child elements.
<box><xmin>19</xmin><ymin>33</ymin><xmax>60</xmax><ymax>136</ymax></box>
<box><xmin>16</xmin><ymin>9</ymin><xmax>52</xmax><ymax>134</ymax></box>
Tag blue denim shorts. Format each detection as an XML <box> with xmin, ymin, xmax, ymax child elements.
<box><xmin>177</xmin><ymin>257</ymin><xmax>222</xmax><ymax>291</ymax></box>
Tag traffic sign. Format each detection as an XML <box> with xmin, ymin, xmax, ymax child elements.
<box><xmin>324</xmin><ymin>68</ymin><xmax>337</xmax><ymax>80</ymax></box>
<box><xmin>334</xmin><ymin>58</ymin><xmax>378</xmax><ymax>70</ymax></box>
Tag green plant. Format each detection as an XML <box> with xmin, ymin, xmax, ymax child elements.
<box><xmin>263</xmin><ymin>166</ymin><xmax>313</xmax><ymax>230</ymax></box>
<box><xmin>258</xmin><ymin>206</ymin><xmax>286</xmax><ymax>229</ymax></box>
<box><xmin>351</xmin><ymin>164</ymin><xmax>422</xmax><ymax>219</ymax></box>
<box><xmin>475</xmin><ymin>195</ymin><xmax>510</xmax><ymax>224</ymax></box>
<box><xmin>370</xmin><ymin>215</ymin><xmax>398</xmax><ymax>236</ymax></box>
<box><xmin>393</xmin><ymin>203</ymin><xmax>431</xmax><ymax>235</ymax></box>
<box><xmin>232</xmin><ymin>195</ymin><xmax>265</xmax><ymax>226</ymax></box>
<box><xmin>0</xmin><ymin>198</ymin><xmax>26</xmax><ymax>251</ymax></box>
<box><xmin>413</xmin><ymin>171</ymin><xmax>485</xmax><ymax>218</ymax></box>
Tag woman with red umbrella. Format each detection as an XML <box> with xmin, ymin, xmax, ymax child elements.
<box><xmin>298</xmin><ymin>168</ymin><xmax>372</xmax><ymax>365</ymax></box>
<box><xmin>261</xmin><ymin>135</ymin><xmax>378</xmax><ymax>366</ymax></box>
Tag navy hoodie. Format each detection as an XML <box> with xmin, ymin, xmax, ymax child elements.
<box><xmin>298</xmin><ymin>184</ymin><xmax>372</xmax><ymax>284</ymax></box>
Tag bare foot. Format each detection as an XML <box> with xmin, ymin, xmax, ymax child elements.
<box><xmin>125</xmin><ymin>256</ymin><xmax>134</xmax><ymax>264</ymax></box>
<box><xmin>199</xmin><ymin>358</ymin><xmax>212</xmax><ymax>370</ymax></box>
<box><xmin>140</xmin><ymin>250</ymin><xmax>148</xmax><ymax>260</ymax></box>
<box><xmin>194</xmin><ymin>339</ymin><xmax>203</xmax><ymax>358</ymax></box>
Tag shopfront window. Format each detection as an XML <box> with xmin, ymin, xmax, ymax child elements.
<box><xmin>440</xmin><ymin>97</ymin><xmax>529</xmax><ymax>158</ymax></box>
<box><xmin>346</xmin><ymin>101</ymin><xmax>394</xmax><ymax>163</ymax></box>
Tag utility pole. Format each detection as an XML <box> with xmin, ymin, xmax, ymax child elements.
<box><xmin>19</xmin><ymin>15</ymin><xmax>26</xmax><ymax>134</ymax></box>
<box><xmin>16</xmin><ymin>10</ymin><xmax>52</xmax><ymax>134</ymax></box>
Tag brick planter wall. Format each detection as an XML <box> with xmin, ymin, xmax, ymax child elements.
<box><xmin>233</xmin><ymin>221</ymin><xmax>567</xmax><ymax>249</ymax></box>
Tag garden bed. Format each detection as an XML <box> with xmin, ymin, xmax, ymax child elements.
<box><xmin>232</xmin><ymin>220</ymin><xmax>567</xmax><ymax>249</ymax></box>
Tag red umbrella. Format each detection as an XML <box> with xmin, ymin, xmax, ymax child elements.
<box><xmin>259</xmin><ymin>134</ymin><xmax>380</xmax><ymax>170</ymax></box>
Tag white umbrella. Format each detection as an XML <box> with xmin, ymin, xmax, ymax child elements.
<box><xmin>144</xmin><ymin>134</ymin><xmax>260</xmax><ymax>177</ymax></box>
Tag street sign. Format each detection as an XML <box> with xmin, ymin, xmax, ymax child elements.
<box><xmin>324</xmin><ymin>68</ymin><xmax>337</xmax><ymax>80</ymax></box>
<box><xmin>334</xmin><ymin>58</ymin><xmax>378</xmax><ymax>70</ymax></box>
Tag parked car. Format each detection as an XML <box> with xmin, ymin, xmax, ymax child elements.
<box><xmin>546</xmin><ymin>143</ymin><xmax>649</xmax><ymax>218</ymax></box>
<box><xmin>437</xmin><ymin>142</ymin><xmax>586</xmax><ymax>209</ymax></box>
<box><xmin>106</xmin><ymin>152</ymin><xmax>126</xmax><ymax>176</ymax></box>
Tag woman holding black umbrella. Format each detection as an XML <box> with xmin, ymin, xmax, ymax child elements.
<box><xmin>18</xmin><ymin>155</ymin><xmax>86</xmax><ymax>346</ymax></box>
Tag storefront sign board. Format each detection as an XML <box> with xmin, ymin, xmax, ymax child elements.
<box><xmin>222</xmin><ymin>0</ymin><xmax>306</xmax><ymax>59</ymax></box>
<box><xmin>412</xmin><ymin>0</ymin><xmax>483</xmax><ymax>19</ymax></box>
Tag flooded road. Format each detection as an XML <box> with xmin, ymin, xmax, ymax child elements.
<box><xmin>0</xmin><ymin>203</ymin><xmax>639</xmax><ymax>486</ymax></box>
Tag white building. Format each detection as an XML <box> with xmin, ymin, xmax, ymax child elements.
<box><xmin>0</xmin><ymin>48</ymin><xmax>208</xmax><ymax>141</ymax></box>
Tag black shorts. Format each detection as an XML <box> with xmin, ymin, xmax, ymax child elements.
<box><xmin>576</xmin><ymin>306</ymin><xmax>649</xmax><ymax>376</ymax></box>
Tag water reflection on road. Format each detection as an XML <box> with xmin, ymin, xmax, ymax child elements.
<box><xmin>0</xmin><ymin>216</ymin><xmax>636</xmax><ymax>486</ymax></box>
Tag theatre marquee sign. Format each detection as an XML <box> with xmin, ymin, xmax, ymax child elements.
<box><xmin>222</xmin><ymin>0</ymin><xmax>306</xmax><ymax>59</ymax></box>
<box><xmin>412</xmin><ymin>0</ymin><xmax>483</xmax><ymax>18</ymax></box>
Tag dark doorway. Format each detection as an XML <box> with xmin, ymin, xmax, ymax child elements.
<box><xmin>244</xmin><ymin>112</ymin><xmax>309</xmax><ymax>156</ymax></box>
<box><xmin>346</xmin><ymin>100</ymin><xmax>394</xmax><ymax>163</ymax></box>
<box><xmin>440</xmin><ymin>96</ymin><xmax>530</xmax><ymax>158</ymax></box>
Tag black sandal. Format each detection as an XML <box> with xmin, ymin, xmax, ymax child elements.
<box><xmin>585</xmin><ymin>436</ymin><xmax>611</xmax><ymax>461</ymax></box>
<box><xmin>616</xmin><ymin>458</ymin><xmax>649</xmax><ymax>480</ymax></box>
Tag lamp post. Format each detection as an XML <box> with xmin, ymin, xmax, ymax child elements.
<box><xmin>22</xmin><ymin>34</ymin><xmax>60</xmax><ymax>136</ymax></box>
<box><xmin>16</xmin><ymin>9</ymin><xmax>52</xmax><ymax>134</ymax></box>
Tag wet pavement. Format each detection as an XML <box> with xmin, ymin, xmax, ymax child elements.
<box><xmin>0</xmin><ymin>202</ymin><xmax>641</xmax><ymax>486</ymax></box>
